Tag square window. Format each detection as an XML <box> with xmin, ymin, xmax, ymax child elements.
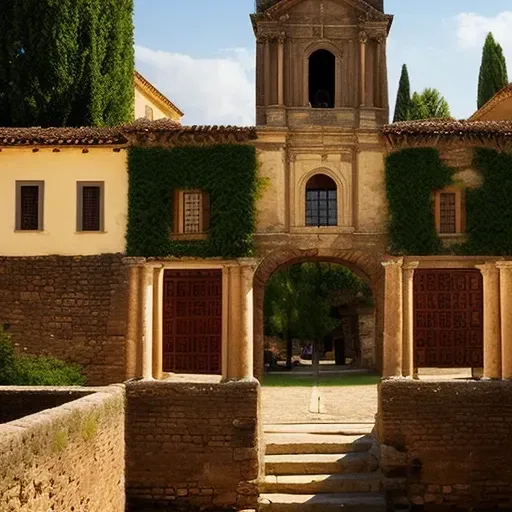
<box><xmin>77</xmin><ymin>182</ymin><xmax>104</xmax><ymax>232</ymax></box>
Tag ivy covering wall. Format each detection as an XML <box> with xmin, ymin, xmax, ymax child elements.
<box><xmin>127</xmin><ymin>145</ymin><xmax>258</xmax><ymax>258</ymax></box>
<box><xmin>385</xmin><ymin>148</ymin><xmax>453</xmax><ymax>255</ymax></box>
<box><xmin>386</xmin><ymin>146</ymin><xmax>512</xmax><ymax>256</ymax></box>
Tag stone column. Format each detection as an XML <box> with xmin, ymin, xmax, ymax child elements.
<box><xmin>477</xmin><ymin>263</ymin><xmax>501</xmax><ymax>379</ymax></box>
<box><xmin>125</xmin><ymin>265</ymin><xmax>140</xmax><ymax>380</ymax></box>
<box><xmin>227</xmin><ymin>265</ymin><xmax>242</xmax><ymax>380</ymax></box>
<box><xmin>402</xmin><ymin>262</ymin><xmax>419</xmax><ymax>378</ymax></box>
<box><xmin>141</xmin><ymin>266</ymin><xmax>154</xmax><ymax>380</ymax></box>
<box><xmin>239</xmin><ymin>264</ymin><xmax>256</xmax><ymax>381</ymax></box>
<box><xmin>264</xmin><ymin>36</ymin><xmax>271</xmax><ymax>106</ymax></box>
<box><xmin>359</xmin><ymin>31</ymin><xmax>367</xmax><ymax>106</ymax></box>
<box><xmin>382</xmin><ymin>258</ymin><xmax>404</xmax><ymax>377</ymax></box>
<box><xmin>277</xmin><ymin>35</ymin><xmax>285</xmax><ymax>106</ymax></box>
<box><xmin>152</xmin><ymin>267</ymin><xmax>164</xmax><ymax>380</ymax></box>
<box><xmin>498</xmin><ymin>262</ymin><xmax>512</xmax><ymax>379</ymax></box>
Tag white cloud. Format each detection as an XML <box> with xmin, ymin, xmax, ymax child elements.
<box><xmin>455</xmin><ymin>11</ymin><xmax>512</xmax><ymax>60</ymax></box>
<box><xmin>135</xmin><ymin>45</ymin><xmax>255</xmax><ymax>126</ymax></box>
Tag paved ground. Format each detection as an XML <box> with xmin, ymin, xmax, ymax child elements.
<box><xmin>261</xmin><ymin>368</ymin><xmax>379</xmax><ymax>424</ymax></box>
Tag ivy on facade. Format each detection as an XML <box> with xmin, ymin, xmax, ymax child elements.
<box><xmin>127</xmin><ymin>145</ymin><xmax>258</xmax><ymax>258</ymax></box>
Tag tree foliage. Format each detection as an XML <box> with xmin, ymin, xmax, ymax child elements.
<box><xmin>408</xmin><ymin>88</ymin><xmax>451</xmax><ymax>120</ymax></box>
<box><xmin>393</xmin><ymin>64</ymin><xmax>411</xmax><ymax>122</ymax></box>
<box><xmin>478</xmin><ymin>33</ymin><xmax>509</xmax><ymax>110</ymax></box>
<box><xmin>0</xmin><ymin>0</ymin><xmax>134</xmax><ymax>127</ymax></box>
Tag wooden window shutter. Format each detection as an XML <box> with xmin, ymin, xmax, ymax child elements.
<box><xmin>82</xmin><ymin>186</ymin><xmax>101</xmax><ymax>231</ymax></box>
<box><xmin>172</xmin><ymin>190</ymin><xmax>180</xmax><ymax>233</ymax></box>
<box><xmin>202</xmin><ymin>193</ymin><xmax>210</xmax><ymax>231</ymax></box>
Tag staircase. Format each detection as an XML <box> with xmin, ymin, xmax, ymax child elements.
<box><xmin>259</xmin><ymin>423</ymin><xmax>386</xmax><ymax>512</ymax></box>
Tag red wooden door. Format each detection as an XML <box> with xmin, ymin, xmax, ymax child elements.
<box><xmin>162</xmin><ymin>269</ymin><xmax>222</xmax><ymax>374</ymax></box>
<box><xmin>413</xmin><ymin>269</ymin><xmax>483</xmax><ymax>368</ymax></box>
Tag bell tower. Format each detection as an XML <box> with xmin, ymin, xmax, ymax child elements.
<box><xmin>252</xmin><ymin>0</ymin><xmax>393</xmax><ymax>128</ymax></box>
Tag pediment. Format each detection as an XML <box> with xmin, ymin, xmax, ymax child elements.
<box><xmin>264</xmin><ymin>0</ymin><xmax>388</xmax><ymax>22</ymax></box>
<box><xmin>470</xmin><ymin>85</ymin><xmax>512</xmax><ymax>122</ymax></box>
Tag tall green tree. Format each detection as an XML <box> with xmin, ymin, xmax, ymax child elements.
<box><xmin>409</xmin><ymin>88</ymin><xmax>451</xmax><ymax>120</ymax></box>
<box><xmin>0</xmin><ymin>0</ymin><xmax>134</xmax><ymax>127</ymax></box>
<box><xmin>478</xmin><ymin>33</ymin><xmax>509</xmax><ymax>109</ymax></box>
<box><xmin>393</xmin><ymin>64</ymin><xmax>411</xmax><ymax>122</ymax></box>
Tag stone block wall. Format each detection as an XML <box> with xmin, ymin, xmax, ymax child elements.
<box><xmin>358</xmin><ymin>308</ymin><xmax>375</xmax><ymax>368</ymax></box>
<box><xmin>378</xmin><ymin>379</ymin><xmax>512</xmax><ymax>510</ymax></box>
<box><xmin>0</xmin><ymin>385</ymin><xmax>125</xmax><ymax>512</ymax></box>
<box><xmin>0</xmin><ymin>254</ymin><xmax>132</xmax><ymax>385</ymax></box>
<box><xmin>126</xmin><ymin>379</ymin><xmax>261</xmax><ymax>511</ymax></box>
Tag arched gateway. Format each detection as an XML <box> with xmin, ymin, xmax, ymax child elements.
<box><xmin>253</xmin><ymin>247</ymin><xmax>385</xmax><ymax>379</ymax></box>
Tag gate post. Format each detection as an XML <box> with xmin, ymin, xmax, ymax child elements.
<box><xmin>382</xmin><ymin>258</ymin><xmax>404</xmax><ymax>377</ymax></box>
<box><xmin>498</xmin><ymin>262</ymin><xmax>512</xmax><ymax>379</ymax></box>
<box><xmin>141</xmin><ymin>265</ymin><xmax>154</xmax><ymax>380</ymax></box>
<box><xmin>477</xmin><ymin>263</ymin><xmax>501</xmax><ymax>379</ymax></box>
<box><xmin>402</xmin><ymin>261</ymin><xmax>419</xmax><ymax>378</ymax></box>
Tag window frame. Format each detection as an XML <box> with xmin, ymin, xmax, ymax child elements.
<box><xmin>171</xmin><ymin>189</ymin><xmax>210</xmax><ymax>241</ymax></box>
<box><xmin>433</xmin><ymin>186</ymin><xmax>465</xmax><ymax>235</ymax></box>
<box><xmin>15</xmin><ymin>181</ymin><xmax>45</xmax><ymax>232</ymax></box>
<box><xmin>76</xmin><ymin>181</ymin><xmax>105</xmax><ymax>233</ymax></box>
<box><xmin>305</xmin><ymin>188</ymin><xmax>338</xmax><ymax>227</ymax></box>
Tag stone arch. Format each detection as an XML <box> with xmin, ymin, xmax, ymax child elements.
<box><xmin>303</xmin><ymin>41</ymin><xmax>342</xmax><ymax>107</ymax></box>
<box><xmin>253</xmin><ymin>246</ymin><xmax>384</xmax><ymax>380</ymax></box>
<box><xmin>297</xmin><ymin>167</ymin><xmax>350</xmax><ymax>227</ymax></box>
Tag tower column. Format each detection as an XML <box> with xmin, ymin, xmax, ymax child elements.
<box><xmin>277</xmin><ymin>35</ymin><xmax>285</xmax><ymax>106</ymax></box>
<box><xmin>264</xmin><ymin>36</ymin><xmax>271</xmax><ymax>106</ymax></box>
<box><xmin>359</xmin><ymin>31</ymin><xmax>367</xmax><ymax>106</ymax></box>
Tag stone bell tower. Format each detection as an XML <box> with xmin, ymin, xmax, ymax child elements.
<box><xmin>251</xmin><ymin>0</ymin><xmax>393</xmax><ymax>128</ymax></box>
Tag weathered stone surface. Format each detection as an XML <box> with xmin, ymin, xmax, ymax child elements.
<box><xmin>125</xmin><ymin>380</ymin><xmax>260</xmax><ymax>510</ymax></box>
<box><xmin>0</xmin><ymin>254</ymin><xmax>130</xmax><ymax>385</ymax></box>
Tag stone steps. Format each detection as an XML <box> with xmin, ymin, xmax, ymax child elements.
<box><xmin>261</xmin><ymin>472</ymin><xmax>382</xmax><ymax>494</ymax></box>
<box><xmin>258</xmin><ymin>492</ymin><xmax>387</xmax><ymax>512</ymax></box>
<box><xmin>265</xmin><ymin>433</ymin><xmax>373</xmax><ymax>455</ymax></box>
<box><xmin>264</xmin><ymin>423</ymin><xmax>374</xmax><ymax>436</ymax></box>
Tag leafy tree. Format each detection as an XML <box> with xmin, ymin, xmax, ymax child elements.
<box><xmin>409</xmin><ymin>88</ymin><xmax>451</xmax><ymax>120</ymax></box>
<box><xmin>478</xmin><ymin>33</ymin><xmax>509</xmax><ymax>110</ymax></box>
<box><xmin>393</xmin><ymin>64</ymin><xmax>411</xmax><ymax>122</ymax></box>
<box><xmin>0</xmin><ymin>0</ymin><xmax>134</xmax><ymax>127</ymax></box>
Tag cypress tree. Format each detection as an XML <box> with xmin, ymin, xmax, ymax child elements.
<box><xmin>478</xmin><ymin>33</ymin><xmax>509</xmax><ymax>109</ymax></box>
<box><xmin>0</xmin><ymin>0</ymin><xmax>134</xmax><ymax>127</ymax></box>
<box><xmin>393</xmin><ymin>64</ymin><xmax>411</xmax><ymax>122</ymax></box>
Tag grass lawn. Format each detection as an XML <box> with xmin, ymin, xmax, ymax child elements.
<box><xmin>262</xmin><ymin>373</ymin><xmax>381</xmax><ymax>387</ymax></box>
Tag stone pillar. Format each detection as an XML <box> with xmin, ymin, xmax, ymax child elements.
<box><xmin>498</xmin><ymin>262</ymin><xmax>512</xmax><ymax>379</ymax></box>
<box><xmin>477</xmin><ymin>263</ymin><xmax>501</xmax><ymax>379</ymax></box>
<box><xmin>152</xmin><ymin>267</ymin><xmax>164</xmax><ymax>380</ymax></box>
<box><xmin>141</xmin><ymin>266</ymin><xmax>154</xmax><ymax>380</ymax></box>
<box><xmin>125</xmin><ymin>265</ymin><xmax>141</xmax><ymax>380</ymax></box>
<box><xmin>227</xmin><ymin>265</ymin><xmax>242</xmax><ymax>380</ymax></box>
<box><xmin>359</xmin><ymin>32</ymin><xmax>367</xmax><ymax>106</ymax></box>
<box><xmin>402</xmin><ymin>262</ymin><xmax>419</xmax><ymax>378</ymax></box>
<box><xmin>277</xmin><ymin>35</ymin><xmax>284</xmax><ymax>106</ymax></box>
<box><xmin>264</xmin><ymin>37</ymin><xmax>271</xmax><ymax>106</ymax></box>
<box><xmin>382</xmin><ymin>258</ymin><xmax>403</xmax><ymax>377</ymax></box>
<box><xmin>239</xmin><ymin>264</ymin><xmax>256</xmax><ymax>381</ymax></box>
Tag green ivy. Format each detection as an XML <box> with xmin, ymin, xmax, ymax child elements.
<box><xmin>385</xmin><ymin>148</ymin><xmax>453</xmax><ymax>255</ymax></box>
<box><xmin>462</xmin><ymin>149</ymin><xmax>512</xmax><ymax>255</ymax></box>
<box><xmin>127</xmin><ymin>145</ymin><xmax>258</xmax><ymax>258</ymax></box>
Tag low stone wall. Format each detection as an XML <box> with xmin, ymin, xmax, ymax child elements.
<box><xmin>126</xmin><ymin>378</ymin><xmax>261</xmax><ymax>511</ymax></box>
<box><xmin>0</xmin><ymin>254</ymin><xmax>132</xmax><ymax>385</ymax></box>
<box><xmin>0</xmin><ymin>385</ymin><xmax>125</xmax><ymax>512</ymax></box>
<box><xmin>378</xmin><ymin>379</ymin><xmax>512</xmax><ymax>510</ymax></box>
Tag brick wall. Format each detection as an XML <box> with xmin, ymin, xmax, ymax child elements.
<box><xmin>378</xmin><ymin>379</ymin><xmax>512</xmax><ymax>510</ymax></box>
<box><xmin>0</xmin><ymin>385</ymin><xmax>125</xmax><ymax>512</ymax></box>
<box><xmin>0</xmin><ymin>386</ymin><xmax>95</xmax><ymax>423</ymax></box>
<box><xmin>0</xmin><ymin>254</ymin><xmax>131</xmax><ymax>385</ymax></box>
<box><xmin>126</xmin><ymin>379</ymin><xmax>261</xmax><ymax>511</ymax></box>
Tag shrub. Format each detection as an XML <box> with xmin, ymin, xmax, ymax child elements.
<box><xmin>0</xmin><ymin>328</ymin><xmax>86</xmax><ymax>386</ymax></box>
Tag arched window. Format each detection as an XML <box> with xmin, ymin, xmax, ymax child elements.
<box><xmin>306</xmin><ymin>174</ymin><xmax>337</xmax><ymax>226</ymax></box>
<box><xmin>309</xmin><ymin>50</ymin><xmax>335</xmax><ymax>108</ymax></box>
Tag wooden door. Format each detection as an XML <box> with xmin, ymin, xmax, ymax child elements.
<box><xmin>162</xmin><ymin>269</ymin><xmax>222</xmax><ymax>374</ymax></box>
<box><xmin>413</xmin><ymin>269</ymin><xmax>483</xmax><ymax>368</ymax></box>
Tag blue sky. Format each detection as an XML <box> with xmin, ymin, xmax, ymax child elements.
<box><xmin>134</xmin><ymin>0</ymin><xmax>512</xmax><ymax>125</ymax></box>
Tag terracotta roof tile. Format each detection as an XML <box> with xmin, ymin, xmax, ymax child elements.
<box><xmin>0</xmin><ymin>126</ymin><xmax>127</xmax><ymax>147</ymax></box>
<box><xmin>381</xmin><ymin>119</ymin><xmax>512</xmax><ymax>136</ymax></box>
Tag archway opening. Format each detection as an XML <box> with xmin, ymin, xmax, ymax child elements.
<box><xmin>309</xmin><ymin>49</ymin><xmax>335</xmax><ymax>108</ymax></box>
<box><xmin>306</xmin><ymin>174</ymin><xmax>337</xmax><ymax>227</ymax></box>
<box><xmin>261</xmin><ymin>259</ymin><xmax>378</xmax><ymax>423</ymax></box>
